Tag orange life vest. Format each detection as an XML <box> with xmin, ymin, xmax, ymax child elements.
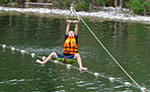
<box><xmin>63</xmin><ymin>36</ymin><xmax>78</xmax><ymax>55</ymax></box>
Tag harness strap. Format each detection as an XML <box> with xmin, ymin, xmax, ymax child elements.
<box><xmin>64</xmin><ymin>56</ymin><xmax>66</xmax><ymax>64</ymax></box>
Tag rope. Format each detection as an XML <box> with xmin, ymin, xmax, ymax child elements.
<box><xmin>71</xmin><ymin>7</ymin><xmax>145</xmax><ymax>92</ymax></box>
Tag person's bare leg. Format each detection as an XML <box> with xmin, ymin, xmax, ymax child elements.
<box><xmin>74</xmin><ymin>53</ymin><xmax>87</xmax><ymax>71</ymax></box>
<box><xmin>36</xmin><ymin>52</ymin><xmax>58</xmax><ymax>67</ymax></box>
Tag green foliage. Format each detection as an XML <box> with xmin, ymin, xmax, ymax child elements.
<box><xmin>131</xmin><ymin>0</ymin><xmax>144</xmax><ymax>14</ymax></box>
<box><xmin>96</xmin><ymin>0</ymin><xmax>103</xmax><ymax>6</ymax></box>
<box><xmin>0</xmin><ymin>0</ymin><xmax>150</xmax><ymax>15</ymax></box>
<box><xmin>96</xmin><ymin>0</ymin><xmax>103</xmax><ymax>5</ymax></box>
<box><xmin>54</xmin><ymin>2</ymin><xmax>59</xmax><ymax>8</ymax></box>
<box><xmin>81</xmin><ymin>1</ymin><xmax>89</xmax><ymax>10</ymax></box>
<box><xmin>125</xmin><ymin>1</ymin><xmax>130</xmax><ymax>8</ymax></box>
<box><xmin>62</xmin><ymin>0</ymin><xmax>72</xmax><ymax>8</ymax></box>
<box><xmin>65</xmin><ymin>0</ymin><xmax>71</xmax><ymax>7</ymax></box>
<box><xmin>125</xmin><ymin>0</ymin><xmax>150</xmax><ymax>15</ymax></box>
<box><xmin>75</xmin><ymin>1</ymin><xmax>89</xmax><ymax>11</ymax></box>
<box><xmin>146</xmin><ymin>2</ymin><xmax>150</xmax><ymax>13</ymax></box>
<box><xmin>96</xmin><ymin>0</ymin><xmax>110</xmax><ymax>6</ymax></box>
<box><xmin>0</xmin><ymin>0</ymin><xmax>8</xmax><ymax>3</ymax></box>
<box><xmin>74</xmin><ymin>3</ymin><xmax>80</xmax><ymax>10</ymax></box>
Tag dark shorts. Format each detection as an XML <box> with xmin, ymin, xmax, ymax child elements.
<box><xmin>56</xmin><ymin>53</ymin><xmax>75</xmax><ymax>59</ymax></box>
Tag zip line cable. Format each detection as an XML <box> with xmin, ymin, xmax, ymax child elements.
<box><xmin>67</xmin><ymin>2</ymin><xmax>146</xmax><ymax>92</ymax></box>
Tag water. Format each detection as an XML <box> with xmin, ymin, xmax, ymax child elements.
<box><xmin>0</xmin><ymin>12</ymin><xmax>150</xmax><ymax>92</ymax></box>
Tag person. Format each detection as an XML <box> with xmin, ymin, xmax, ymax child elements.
<box><xmin>36</xmin><ymin>20</ymin><xmax>87</xmax><ymax>71</ymax></box>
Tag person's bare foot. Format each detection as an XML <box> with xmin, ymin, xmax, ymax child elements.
<box><xmin>36</xmin><ymin>60</ymin><xmax>45</xmax><ymax>67</ymax></box>
<box><xmin>79</xmin><ymin>67</ymin><xmax>87</xmax><ymax>71</ymax></box>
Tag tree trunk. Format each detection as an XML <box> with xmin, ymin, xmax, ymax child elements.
<box><xmin>119</xmin><ymin>0</ymin><xmax>123</xmax><ymax>11</ymax></box>
<box><xmin>143</xmin><ymin>1</ymin><xmax>146</xmax><ymax>16</ymax></box>
<box><xmin>64</xmin><ymin>0</ymin><xmax>66</xmax><ymax>9</ymax></box>
<box><xmin>144</xmin><ymin>7</ymin><xmax>146</xmax><ymax>16</ymax></box>
<box><xmin>89</xmin><ymin>3</ymin><xmax>92</xmax><ymax>12</ymax></box>
<box><xmin>89</xmin><ymin>0</ymin><xmax>95</xmax><ymax>12</ymax></box>
<box><xmin>25</xmin><ymin>0</ymin><xmax>30</xmax><ymax>8</ymax></box>
<box><xmin>26</xmin><ymin>0</ymin><xmax>30</xmax><ymax>2</ymax></box>
<box><xmin>77</xmin><ymin>0</ymin><xmax>82</xmax><ymax>4</ymax></box>
<box><xmin>9</xmin><ymin>0</ymin><xmax>12</xmax><ymax>7</ymax></box>
<box><xmin>129</xmin><ymin>0</ymin><xmax>132</xmax><ymax>13</ymax></box>
<box><xmin>18</xmin><ymin>0</ymin><xmax>24</xmax><ymax>8</ymax></box>
<box><xmin>103</xmin><ymin>3</ymin><xmax>105</xmax><ymax>7</ymax></box>
<box><xmin>37</xmin><ymin>0</ymin><xmax>42</xmax><ymax>3</ymax></box>
<box><xmin>115</xmin><ymin>0</ymin><xmax>118</xmax><ymax>13</ymax></box>
<box><xmin>10</xmin><ymin>0</ymin><xmax>13</xmax><ymax>3</ymax></box>
<box><xmin>58</xmin><ymin>0</ymin><xmax>62</xmax><ymax>9</ymax></box>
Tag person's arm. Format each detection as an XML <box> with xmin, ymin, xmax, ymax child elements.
<box><xmin>74</xmin><ymin>20</ymin><xmax>79</xmax><ymax>35</ymax></box>
<box><xmin>66</xmin><ymin>20</ymin><xmax>71</xmax><ymax>35</ymax></box>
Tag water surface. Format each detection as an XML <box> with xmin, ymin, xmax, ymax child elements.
<box><xmin>0</xmin><ymin>12</ymin><xmax>150</xmax><ymax>92</ymax></box>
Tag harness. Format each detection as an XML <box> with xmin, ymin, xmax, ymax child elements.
<box><xmin>53</xmin><ymin>57</ymin><xmax>77</xmax><ymax>64</ymax></box>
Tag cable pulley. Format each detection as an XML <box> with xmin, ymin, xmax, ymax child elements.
<box><xmin>66</xmin><ymin>0</ymin><xmax>80</xmax><ymax>22</ymax></box>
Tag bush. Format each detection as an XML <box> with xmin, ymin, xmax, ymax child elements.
<box><xmin>0</xmin><ymin>0</ymin><xmax>8</xmax><ymax>3</ymax></box>
<box><xmin>131</xmin><ymin>0</ymin><xmax>144</xmax><ymax>14</ymax></box>
<box><xmin>75</xmin><ymin>1</ymin><xmax>89</xmax><ymax>11</ymax></box>
<box><xmin>96</xmin><ymin>0</ymin><xmax>110</xmax><ymax>6</ymax></box>
<box><xmin>62</xmin><ymin>0</ymin><xmax>71</xmax><ymax>9</ymax></box>
<box><xmin>125</xmin><ymin>0</ymin><xmax>150</xmax><ymax>15</ymax></box>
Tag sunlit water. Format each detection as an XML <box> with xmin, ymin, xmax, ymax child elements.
<box><xmin>0</xmin><ymin>12</ymin><xmax>150</xmax><ymax>92</ymax></box>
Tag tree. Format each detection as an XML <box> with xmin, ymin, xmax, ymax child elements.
<box><xmin>58</xmin><ymin>0</ymin><xmax>62</xmax><ymax>9</ymax></box>
<box><xmin>89</xmin><ymin>0</ymin><xmax>95</xmax><ymax>12</ymax></box>
<box><xmin>115</xmin><ymin>0</ymin><xmax>118</xmax><ymax>13</ymax></box>
<box><xmin>119</xmin><ymin>0</ymin><xmax>123</xmax><ymax>11</ymax></box>
<box><xmin>125</xmin><ymin>0</ymin><xmax>133</xmax><ymax>14</ymax></box>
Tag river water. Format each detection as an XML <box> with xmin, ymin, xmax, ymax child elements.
<box><xmin>0</xmin><ymin>12</ymin><xmax>150</xmax><ymax>92</ymax></box>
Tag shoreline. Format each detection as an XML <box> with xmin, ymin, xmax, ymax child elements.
<box><xmin>0</xmin><ymin>6</ymin><xmax>150</xmax><ymax>24</ymax></box>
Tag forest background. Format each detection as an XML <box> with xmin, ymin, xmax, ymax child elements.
<box><xmin>0</xmin><ymin>0</ymin><xmax>150</xmax><ymax>16</ymax></box>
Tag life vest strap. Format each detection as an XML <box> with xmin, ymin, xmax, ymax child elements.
<box><xmin>64</xmin><ymin>50</ymin><xmax>78</xmax><ymax>52</ymax></box>
<box><xmin>64</xmin><ymin>47</ymin><xmax>77</xmax><ymax>49</ymax></box>
<box><xmin>64</xmin><ymin>56</ymin><xmax>66</xmax><ymax>63</ymax></box>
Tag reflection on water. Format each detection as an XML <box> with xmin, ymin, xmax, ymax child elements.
<box><xmin>0</xmin><ymin>12</ymin><xmax>150</xmax><ymax>92</ymax></box>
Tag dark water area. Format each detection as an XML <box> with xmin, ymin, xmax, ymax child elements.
<box><xmin>0</xmin><ymin>12</ymin><xmax>150</xmax><ymax>92</ymax></box>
